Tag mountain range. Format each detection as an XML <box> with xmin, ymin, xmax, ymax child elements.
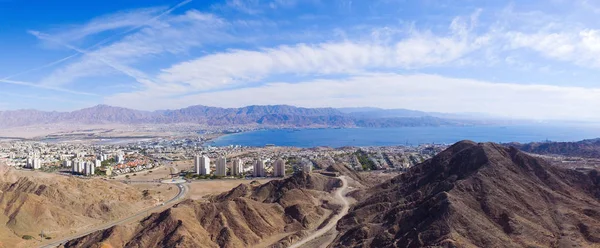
<box><xmin>0</xmin><ymin>104</ymin><xmax>479</xmax><ymax>128</ymax></box>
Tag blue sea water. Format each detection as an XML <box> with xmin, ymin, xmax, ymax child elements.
<box><xmin>209</xmin><ymin>125</ymin><xmax>600</xmax><ymax>148</ymax></box>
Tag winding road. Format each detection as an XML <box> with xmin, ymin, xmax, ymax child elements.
<box><xmin>289</xmin><ymin>176</ymin><xmax>350</xmax><ymax>248</ymax></box>
<box><xmin>39</xmin><ymin>182</ymin><xmax>187</xmax><ymax>248</ymax></box>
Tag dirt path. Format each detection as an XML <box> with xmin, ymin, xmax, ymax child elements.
<box><xmin>289</xmin><ymin>176</ymin><xmax>349</xmax><ymax>248</ymax></box>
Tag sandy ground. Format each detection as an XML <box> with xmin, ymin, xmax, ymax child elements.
<box><xmin>129</xmin><ymin>183</ymin><xmax>179</xmax><ymax>205</ymax></box>
<box><xmin>187</xmin><ymin>179</ymin><xmax>274</xmax><ymax>200</ymax></box>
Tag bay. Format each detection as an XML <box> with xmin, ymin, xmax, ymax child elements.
<box><xmin>209</xmin><ymin>125</ymin><xmax>600</xmax><ymax>148</ymax></box>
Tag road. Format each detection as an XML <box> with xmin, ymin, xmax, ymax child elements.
<box><xmin>289</xmin><ymin>176</ymin><xmax>349</xmax><ymax>248</ymax></box>
<box><xmin>39</xmin><ymin>182</ymin><xmax>187</xmax><ymax>248</ymax></box>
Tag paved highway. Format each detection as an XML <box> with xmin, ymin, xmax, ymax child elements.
<box><xmin>289</xmin><ymin>176</ymin><xmax>350</xmax><ymax>248</ymax></box>
<box><xmin>39</xmin><ymin>182</ymin><xmax>187</xmax><ymax>248</ymax></box>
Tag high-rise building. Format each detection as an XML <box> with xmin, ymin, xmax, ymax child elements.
<box><xmin>194</xmin><ymin>155</ymin><xmax>201</xmax><ymax>175</ymax></box>
<box><xmin>301</xmin><ymin>159</ymin><xmax>313</xmax><ymax>173</ymax></box>
<box><xmin>197</xmin><ymin>155</ymin><xmax>210</xmax><ymax>175</ymax></box>
<box><xmin>274</xmin><ymin>159</ymin><xmax>286</xmax><ymax>177</ymax></box>
<box><xmin>72</xmin><ymin>160</ymin><xmax>78</xmax><ymax>173</ymax></box>
<box><xmin>63</xmin><ymin>160</ymin><xmax>72</xmax><ymax>168</ymax></box>
<box><xmin>216</xmin><ymin>157</ymin><xmax>227</xmax><ymax>176</ymax></box>
<box><xmin>95</xmin><ymin>159</ymin><xmax>102</xmax><ymax>168</ymax></box>
<box><xmin>77</xmin><ymin>161</ymin><xmax>85</xmax><ymax>173</ymax></box>
<box><xmin>232</xmin><ymin>159</ymin><xmax>243</xmax><ymax>176</ymax></box>
<box><xmin>32</xmin><ymin>158</ymin><xmax>42</xmax><ymax>170</ymax></box>
<box><xmin>253</xmin><ymin>159</ymin><xmax>266</xmax><ymax>177</ymax></box>
<box><xmin>84</xmin><ymin>162</ymin><xmax>95</xmax><ymax>176</ymax></box>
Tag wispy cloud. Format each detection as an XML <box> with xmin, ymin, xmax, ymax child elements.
<box><xmin>0</xmin><ymin>79</ymin><xmax>96</xmax><ymax>95</ymax></box>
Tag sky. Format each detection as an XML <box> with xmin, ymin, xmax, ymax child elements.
<box><xmin>1</xmin><ymin>0</ymin><xmax>600</xmax><ymax>121</ymax></box>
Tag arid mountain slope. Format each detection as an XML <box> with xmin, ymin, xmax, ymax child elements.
<box><xmin>509</xmin><ymin>139</ymin><xmax>600</xmax><ymax>158</ymax></box>
<box><xmin>65</xmin><ymin>172</ymin><xmax>343</xmax><ymax>248</ymax></box>
<box><xmin>333</xmin><ymin>140</ymin><xmax>600</xmax><ymax>248</ymax></box>
<box><xmin>0</xmin><ymin>165</ymin><xmax>153</xmax><ymax>248</ymax></box>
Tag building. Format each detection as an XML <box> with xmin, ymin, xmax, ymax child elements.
<box><xmin>72</xmin><ymin>160</ymin><xmax>78</xmax><ymax>173</ymax></box>
<box><xmin>195</xmin><ymin>155</ymin><xmax>211</xmax><ymax>175</ymax></box>
<box><xmin>232</xmin><ymin>159</ymin><xmax>243</xmax><ymax>176</ymax></box>
<box><xmin>301</xmin><ymin>159</ymin><xmax>313</xmax><ymax>173</ymax></box>
<box><xmin>215</xmin><ymin>157</ymin><xmax>227</xmax><ymax>176</ymax></box>
<box><xmin>29</xmin><ymin>158</ymin><xmax>42</xmax><ymax>170</ymax></box>
<box><xmin>253</xmin><ymin>159</ymin><xmax>266</xmax><ymax>177</ymax></box>
<box><xmin>116</xmin><ymin>153</ymin><xmax>124</xmax><ymax>163</ymax></box>
<box><xmin>84</xmin><ymin>162</ymin><xmax>95</xmax><ymax>176</ymax></box>
<box><xmin>273</xmin><ymin>159</ymin><xmax>285</xmax><ymax>177</ymax></box>
<box><xmin>95</xmin><ymin>159</ymin><xmax>102</xmax><ymax>168</ymax></box>
<box><xmin>77</xmin><ymin>161</ymin><xmax>85</xmax><ymax>173</ymax></box>
<box><xmin>63</xmin><ymin>160</ymin><xmax>72</xmax><ymax>168</ymax></box>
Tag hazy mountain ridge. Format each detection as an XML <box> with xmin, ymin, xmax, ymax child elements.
<box><xmin>0</xmin><ymin>104</ymin><xmax>475</xmax><ymax>128</ymax></box>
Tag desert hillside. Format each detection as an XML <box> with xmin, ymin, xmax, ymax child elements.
<box><xmin>332</xmin><ymin>140</ymin><xmax>600</xmax><ymax>248</ymax></box>
<box><xmin>64</xmin><ymin>172</ymin><xmax>344</xmax><ymax>248</ymax></box>
<box><xmin>0</xmin><ymin>164</ymin><xmax>154</xmax><ymax>248</ymax></box>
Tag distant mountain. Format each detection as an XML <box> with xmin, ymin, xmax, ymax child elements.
<box><xmin>0</xmin><ymin>104</ymin><xmax>478</xmax><ymax>129</ymax></box>
<box><xmin>339</xmin><ymin>107</ymin><xmax>495</xmax><ymax>120</ymax></box>
<box><xmin>333</xmin><ymin>141</ymin><xmax>600</xmax><ymax>247</ymax></box>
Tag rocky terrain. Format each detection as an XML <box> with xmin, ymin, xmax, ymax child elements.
<box><xmin>509</xmin><ymin>138</ymin><xmax>600</xmax><ymax>158</ymax></box>
<box><xmin>0</xmin><ymin>164</ymin><xmax>153</xmax><ymax>248</ymax></box>
<box><xmin>64</xmin><ymin>172</ymin><xmax>344</xmax><ymax>248</ymax></box>
<box><xmin>332</xmin><ymin>140</ymin><xmax>600</xmax><ymax>247</ymax></box>
<box><xmin>0</xmin><ymin>104</ymin><xmax>472</xmax><ymax>129</ymax></box>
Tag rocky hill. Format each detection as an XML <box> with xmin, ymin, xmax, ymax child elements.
<box><xmin>0</xmin><ymin>104</ymin><xmax>471</xmax><ymax>129</ymax></box>
<box><xmin>332</xmin><ymin>140</ymin><xmax>600</xmax><ymax>247</ymax></box>
<box><xmin>64</xmin><ymin>172</ymin><xmax>343</xmax><ymax>248</ymax></box>
<box><xmin>0</xmin><ymin>164</ymin><xmax>153</xmax><ymax>248</ymax></box>
<box><xmin>509</xmin><ymin>139</ymin><xmax>600</xmax><ymax>158</ymax></box>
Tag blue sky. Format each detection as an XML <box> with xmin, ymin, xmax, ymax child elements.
<box><xmin>1</xmin><ymin>0</ymin><xmax>600</xmax><ymax>121</ymax></box>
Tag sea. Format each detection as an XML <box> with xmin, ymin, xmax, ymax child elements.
<box><xmin>209</xmin><ymin>125</ymin><xmax>600</xmax><ymax>148</ymax></box>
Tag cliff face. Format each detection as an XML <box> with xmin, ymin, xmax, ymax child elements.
<box><xmin>65</xmin><ymin>173</ymin><xmax>343</xmax><ymax>248</ymax></box>
<box><xmin>333</xmin><ymin>141</ymin><xmax>600</xmax><ymax>248</ymax></box>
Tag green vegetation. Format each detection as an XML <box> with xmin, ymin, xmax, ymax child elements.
<box><xmin>45</xmin><ymin>236</ymin><xmax>52</xmax><ymax>240</ymax></box>
<box><xmin>142</xmin><ymin>189</ymin><xmax>150</xmax><ymax>198</ymax></box>
<box><xmin>22</xmin><ymin>235</ymin><xmax>34</xmax><ymax>240</ymax></box>
<box><xmin>95</xmin><ymin>170</ymin><xmax>106</xmax><ymax>176</ymax></box>
<box><xmin>125</xmin><ymin>175</ymin><xmax>130</xmax><ymax>179</ymax></box>
<box><xmin>101</xmin><ymin>158</ymin><xmax>115</xmax><ymax>167</ymax></box>
<box><xmin>354</xmin><ymin>150</ymin><xmax>376</xmax><ymax>171</ymax></box>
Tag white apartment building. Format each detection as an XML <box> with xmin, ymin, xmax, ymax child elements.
<box><xmin>215</xmin><ymin>157</ymin><xmax>227</xmax><ymax>177</ymax></box>
<box><xmin>232</xmin><ymin>158</ymin><xmax>243</xmax><ymax>176</ymax></box>
<box><xmin>253</xmin><ymin>159</ymin><xmax>266</xmax><ymax>177</ymax></box>
<box><xmin>195</xmin><ymin>155</ymin><xmax>211</xmax><ymax>175</ymax></box>
<box><xmin>274</xmin><ymin>159</ymin><xmax>285</xmax><ymax>177</ymax></box>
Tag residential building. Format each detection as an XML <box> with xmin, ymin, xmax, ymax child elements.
<box><xmin>232</xmin><ymin>158</ymin><xmax>243</xmax><ymax>176</ymax></box>
<box><xmin>301</xmin><ymin>159</ymin><xmax>313</xmax><ymax>173</ymax></box>
<box><xmin>216</xmin><ymin>157</ymin><xmax>227</xmax><ymax>176</ymax></box>
<box><xmin>198</xmin><ymin>155</ymin><xmax>210</xmax><ymax>175</ymax></box>
<box><xmin>274</xmin><ymin>158</ymin><xmax>285</xmax><ymax>177</ymax></box>
<box><xmin>253</xmin><ymin>159</ymin><xmax>266</xmax><ymax>177</ymax></box>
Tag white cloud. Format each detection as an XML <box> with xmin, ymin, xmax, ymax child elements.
<box><xmin>155</xmin><ymin>13</ymin><xmax>487</xmax><ymax>92</ymax></box>
<box><xmin>506</xmin><ymin>29</ymin><xmax>600</xmax><ymax>68</ymax></box>
<box><xmin>51</xmin><ymin>7</ymin><xmax>168</xmax><ymax>44</ymax></box>
<box><xmin>37</xmin><ymin>10</ymin><xmax>229</xmax><ymax>87</ymax></box>
<box><xmin>106</xmin><ymin>73</ymin><xmax>600</xmax><ymax>121</ymax></box>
